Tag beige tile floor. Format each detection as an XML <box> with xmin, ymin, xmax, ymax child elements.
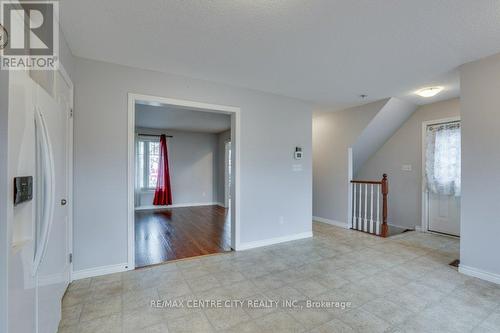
<box><xmin>59</xmin><ymin>222</ymin><xmax>500</xmax><ymax>333</ymax></box>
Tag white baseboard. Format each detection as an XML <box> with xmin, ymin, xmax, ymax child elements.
<box><xmin>313</xmin><ymin>216</ymin><xmax>350</xmax><ymax>229</ymax></box>
<box><xmin>38</xmin><ymin>271</ymin><xmax>69</xmax><ymax>287</ymax></box>
<box><xmin>388</xmin><ymin>223</ymin><xmax>414</xmax><ymax>230</ymax></box>
<box><xmin>237</xmin><ymin>231</ymin><xmax>313</xmax><ymax>251</ymax></box>
<box><xmin>135</xmin><ymin>202</ymin><xmax>222</xmax><ymax>211</ymax></box>
<box><xmin>459</xmin><ymin>265</ymin><xmax>500</xmax><ymax>285</ymax></box>
<box><xmin>414</xmin><ymin>226</ymin><xmax>459</xmax><ymax>239</ymax></box>
<box><xmin>72</xmin><ymin>263</ymin><xmax>129</xmax><ymax>280</ymax></box>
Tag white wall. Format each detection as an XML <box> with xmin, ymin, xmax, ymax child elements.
<box><xmin>313</xmin><ymin>100</ymin><xmax>385</xmax><ymax>224</ymax></box>
<box><xmin>59</xmin><ymin>26</ymin><xmax>75</xmax><ymax>81</ymax></box>
<box><xmin>460</xmin><ymin>53</ymin><xmax>500</xmax><ymax>282</ymax></box>
<box><xmin>73</xmin><ymin>57</ymin><xmax>313</xmax><ymax>272</ymax></box>
<box><xmin>135</xmin><ymin>128</ymin><xmax>221</xmax><ymax>207</ymax></box>
<box><xmin>356</xmin><ymin>98</ymin><xmax>460</xmax><ymax>229</ymax></box>
<box><xmin>217</xmin><ymin>130</ymin><xmax>231</xmax><ymax>205</ymax></box>
<box><xmin>352</xmin><ymin>98</ymin><xmax>417</xmax><ymax>174</ymax></box>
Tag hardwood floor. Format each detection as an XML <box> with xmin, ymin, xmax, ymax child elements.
<box><xmin>134</xmin><ymin>205</ymin><xmax>231</xmax><ymax>268</ymax></box>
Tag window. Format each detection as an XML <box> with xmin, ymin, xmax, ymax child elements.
<box><xmin>136</xmin><ymin>139</ymin><xmax>160</xmax><ymax>190</ymax></box>
<box><xmin>425</xmin><ymin>121</ymin><xmax>461</xmax><ymax>196</ymax></box>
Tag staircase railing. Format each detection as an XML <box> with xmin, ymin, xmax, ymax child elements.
<box><xmin>350</xmin><ymin>174</ymin><xmax>388</xmax><ymax>237</ymax></box>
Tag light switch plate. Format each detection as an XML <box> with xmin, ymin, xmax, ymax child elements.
<box><xmin>401</xmin><ymin>164</ymin><xmax>412</xmax><ymax>171</ymax></box>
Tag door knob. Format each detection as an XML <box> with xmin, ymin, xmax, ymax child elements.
<box><xmin>61</xmin><ymin>199</ymin><xmax>67</xmax><ymax>206</ymax></box>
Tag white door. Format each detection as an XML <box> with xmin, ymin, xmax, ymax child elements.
<box><xmin>428</xmin><ymin>193</ymin><xmax>460</xmax><ymax>236</ymax></box>
<box><xmin>34</xmin><ymin>74</ymin><xmax>71</xmax><ymax>333</ymax></box>
<box><xmin>54</xmin><ymin>69</ymin><xmax>74</xmax><ymax>282</ymax></box>
<box><xmin>424</xmin><ymin>120</ymin><xmax>461</xmax><ymax>237</ymax></box>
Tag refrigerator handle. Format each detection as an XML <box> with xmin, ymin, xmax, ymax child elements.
<box><xmin>33</xmin><ymin>107</ymin><xmax>55</xmax><ymax>275</ymax></box>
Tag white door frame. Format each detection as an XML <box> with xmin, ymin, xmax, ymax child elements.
<box><xmin>224</xmin><ymin>140</ymin><xmax>231</xmax><ymax>208</ymax></box>
<box><xmin>49</xmin><ymin>63</ymin><xmax>75</xmax><ymax>281</ymax></box>
<box><xmin>127</xmin><ymin>93</ymin><xmax>241</xmax><ymax>269</ymax></box>
<box><xmin>420</xmin><ymin>116</ymin><xmax>461</xmax><ymax>235</ymax></box>
<box><xmin>59</xmin><ymin>65</ymin><xmax>74</xmax><ymax>281</ymax></box>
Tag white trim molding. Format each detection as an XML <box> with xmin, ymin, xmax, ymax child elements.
<box><xmin>37</xmin><ymin>272</ymin><xmax>69</xmax><ymax>287</ymax></box>
<box><xmin>313</xmin><ymin>216</ymin><xmax>350</xmax><ymax>229</ymax></box>
<box><xmin>72</xmin><ymin>263</ymin><xmax>129</xmax><ymax>280</ymax></box>
<box><xmin>459</xmin><ymin>265</ymin><xmax>500</xmax><ymax>285</ymax></box>
<box><xmin>127</xmin><ymin>93</ymin><xmax>241</xmax><ymax>269</ymax></box>
<box><xmin>237</xmin><ymin>232</ymin><xmax>312</xmax><ymax>251</ymax></box>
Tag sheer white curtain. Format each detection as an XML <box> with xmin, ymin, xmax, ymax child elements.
<box><xmin>425</xmin><ymin>122</ymin><xmax>461</xmax><ymax>196</ymax></box>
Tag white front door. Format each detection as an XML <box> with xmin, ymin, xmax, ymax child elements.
<box><xmin>424</xmin><ymin>119</ymin><xmax>461</xmax><ymax>237</ymax></box>
<box><xmin>428</xmin><ymin>192</ymin><xmax>460</xmax><ymax>236</ymax></box>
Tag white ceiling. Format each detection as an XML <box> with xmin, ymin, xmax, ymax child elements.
<box><xmin>135</xmin><ymin>103</ymin><xmax>231</xmax><ymax>133</ymax></box>
<box><xmin>60</xmin><ymin>0</ymin><xmax>500</xmax><ymax>109</ymax></box>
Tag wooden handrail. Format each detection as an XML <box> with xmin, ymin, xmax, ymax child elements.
<box><xmin>350</xmin><ymin>180</ymin><xmax>383</xmax><ymax>185</ymax></box>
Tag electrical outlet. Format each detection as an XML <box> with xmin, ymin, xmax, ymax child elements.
<box><xmin>279</xmin><ymin>216</ymin><xmax>285</xmax><ymax>225</ymax></box>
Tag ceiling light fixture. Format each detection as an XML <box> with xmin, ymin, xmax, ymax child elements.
<box><xmin>415</xmin><ymin>87</ymin><xmax>443</xmax><ymax>98</ymax></box>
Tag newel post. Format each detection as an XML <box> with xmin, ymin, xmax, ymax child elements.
<box><xmin>381</xmin><ymin>174</ymin><xmax>389</xmax><ymax>237</ymax></box>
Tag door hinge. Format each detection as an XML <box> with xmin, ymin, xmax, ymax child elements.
<box><xmin>69</xmin><ymin>108</ymin><xmax>73</xmax><ymax>118</ymax></box>
<box><xmin>69</xmin><ymin>253</ymin><xmax>73</xmax><ymax>263</ymax></box>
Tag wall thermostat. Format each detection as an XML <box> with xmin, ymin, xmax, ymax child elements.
<box><xmin>14</xmin><ymin>176</ymin><xmax>33</xmax><ymax>206</ymax></box>
<box><xmin>294</xmin><ymin>147</ymin><xmax>303</xmax><ymax>160</ymax></box>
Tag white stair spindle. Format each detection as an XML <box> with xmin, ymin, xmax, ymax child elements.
<box><xmin>352</xmin><ymin>183</ymin><xmax>357</xmax><ymax>229</ymax></box>
<box><xmin>370</xmin><ymin>184</ymin><xmax>374</xmax><ymax>234</ymax></box>
<box><xmin>358</xmin><ymin>183</ymin><xmax>362</xmax><ymax>231</ymax></box>
<box><xmin>364</xmin><ymin>184</ymin><xmax>368</xmax><ymax>232</ymax></box>
<box><xmin>376</xmin><ymin>184</ymin><xmax>380</xmax><ymax>235</ymax></box>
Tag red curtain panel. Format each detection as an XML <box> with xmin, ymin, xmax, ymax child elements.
<box><xmin>153</xmin><ymin>135</ymin><xmax>173</xmax><ymax>205</ymax></box>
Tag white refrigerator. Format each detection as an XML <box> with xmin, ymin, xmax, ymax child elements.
<box><xmin>7</xmin><ymin>67</ymin><xmax>72</xmax><ymax>333</ymax></box>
